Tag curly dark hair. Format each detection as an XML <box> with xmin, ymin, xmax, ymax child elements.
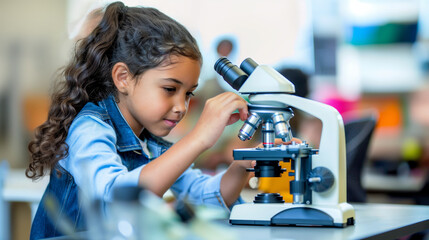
<box><xmin>26</xmin><ymin>1</ymin><xmax>202</xmax><ymax>180</ymax></box>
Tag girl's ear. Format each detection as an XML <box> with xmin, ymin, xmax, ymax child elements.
<box><xmin>112</xmin><ymin>62</ymin><xmax>131</xmax><ymax>95</ymax></box>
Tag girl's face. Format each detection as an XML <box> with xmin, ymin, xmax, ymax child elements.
<box><xmin>118</xmin><ymin>55</ymin><xmax>200</xmax><ymax>137</ymax></box>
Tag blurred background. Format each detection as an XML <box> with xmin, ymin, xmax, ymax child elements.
<box><xmin>1</xmin><ymin>0</ymin><xmax>429</xmax><ymax>239</ymax></box>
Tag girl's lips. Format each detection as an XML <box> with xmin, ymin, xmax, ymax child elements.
<box><xmin>164</xmin><ymin>119</ymin><xmax>178</xmax><ymax>127</ymax></box>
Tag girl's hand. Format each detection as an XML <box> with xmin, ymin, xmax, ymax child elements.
<box><xmin>191</xmin><ymin>92</ymin><xmax>248</xmax><ymax>150</ymax></box>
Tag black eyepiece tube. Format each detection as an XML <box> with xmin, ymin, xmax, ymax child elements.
<box><xmin>214</xmin><ymin>57</ymin><xmax>248</xmax><ymax>91</ymax></box>
<box><xmin>240</xmin><ymin>58</ymin><xmax>259</xmax><ymax>75</ymax></box>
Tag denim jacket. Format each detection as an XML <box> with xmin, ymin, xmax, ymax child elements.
<box><xmin>30</xmin><ymin>95</ymin><xmax>239</xmax><ymax>239</ymax></box>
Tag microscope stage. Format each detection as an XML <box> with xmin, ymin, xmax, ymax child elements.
<box><xmin>233</xmin><ymin>145</ymin><xmax>316</xmax><ymax>161</ymax></box>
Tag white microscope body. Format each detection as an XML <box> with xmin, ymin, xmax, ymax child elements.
<box><xmin>215</xmin><ymin>58</ymin><xmax>355</xmax><ymax>227</ymax></box>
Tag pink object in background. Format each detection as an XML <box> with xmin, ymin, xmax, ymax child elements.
<box><xmin>312</xmin><ymin>84</ymin><xmax>359</xmax><ymax>118</ymax></box>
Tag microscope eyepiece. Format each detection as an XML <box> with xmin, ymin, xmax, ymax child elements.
<box><xmin>240</xmin><ymin>58</ymin><xmax>259</xmax><ymax>75</ymax></box>
<box><xmin>214</xmin><ymin>57</ymin><xmax>248</xmax><ymax>91</ymax></box>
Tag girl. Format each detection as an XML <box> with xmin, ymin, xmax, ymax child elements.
<box><xmin>26</xmin><ymin>2</ymin><xmax>251</xmax><ymax>239</ymax></box>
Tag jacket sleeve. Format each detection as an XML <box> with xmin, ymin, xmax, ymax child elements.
<box><xmin>170</xmin><ymin>167</ymin><xmax>244</xmax><ymax>211</ymax></box>
<box><xmin>59</xmin><ymin>115</ymin><xmax>144</xmax><ymax>202</ymax></box>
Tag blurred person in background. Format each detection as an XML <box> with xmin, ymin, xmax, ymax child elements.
<box><xmin>198</xmin><ymin>35</ymin><xmax>239</xmax><ymax>95</ymax></box>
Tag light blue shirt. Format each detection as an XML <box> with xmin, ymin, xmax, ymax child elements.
<box><xmin>59</xmin><ymin>96</ymin><xmax>240</xmax><ymax>210</ymax></box>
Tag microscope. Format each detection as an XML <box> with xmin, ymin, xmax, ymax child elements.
<box><xmin>214</xmin><ymin>57</ymin><xmax>355</xmax><ymax>227</ymax></box>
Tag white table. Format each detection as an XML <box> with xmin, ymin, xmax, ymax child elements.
<box><xmin>226</xmin><ymin>203</ymin><xmax>429</xmax><ymax>240</ymax></box>
<box><xmin>1</xmin><ymin>168</ymin><xmax>49</xmax><ymax>240</ymax></box>
<box><xmin>43</xmin><ymin>203</ymin><xmax>429</xmax><ymax>240</ymax></box>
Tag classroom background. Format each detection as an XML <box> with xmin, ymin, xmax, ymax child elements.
<box><xmin>1</xmin><ymin>0</ymin><xmax>429</xmax><ymax>239</ymax></box>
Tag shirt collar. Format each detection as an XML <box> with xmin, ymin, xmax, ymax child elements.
<box><xmin>101</xmin><ymin>95</ymin><xmax>142</xmax><ymax>152</ymax></box>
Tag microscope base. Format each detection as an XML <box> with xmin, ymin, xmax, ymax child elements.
<box><xmin>229</xmin><ymin>202</ymin><xmax>355</xmax><ymax>227</ymax></box>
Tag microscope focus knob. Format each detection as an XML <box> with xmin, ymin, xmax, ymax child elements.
<box><xmin>308</xmin><ymin>167</ymin><xmax>334</xmax><ymax>193</ymax></box>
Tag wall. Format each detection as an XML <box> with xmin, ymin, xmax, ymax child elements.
<box><xmin>0</xmin><ymin>1</ymin><xmax>70</xmax><ymax>239</ymax></box>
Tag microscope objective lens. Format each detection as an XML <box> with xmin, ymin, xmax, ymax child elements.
<box><xmin>262</xmin><ymin>122</ymin><xmax>275</xmax><ymax>148</ymax></box>
<box><xmin>238</xmin><ymin>112</ymin><xmax>261</xmax><ymax>141</ymax></box>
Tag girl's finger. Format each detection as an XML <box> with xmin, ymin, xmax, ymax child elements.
<box><xmin>251</xmin><ymin>160</ymin><xmax>256</xmax><ymax>168</ymax></box>
<box><xmin>283</xmin><ymin>137</ymin><xmax>302</xmax><ymax>144</ymax></box>
<box><xmin>226</xmin><ymin>113</ymin><xmax>241</xmax><ymax>126</ymax></box>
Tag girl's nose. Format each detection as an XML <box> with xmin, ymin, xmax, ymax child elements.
<box><xmin>172</xmin><ymin>99</ymin><xmax>187</xmax><ymax>114</ymax></box>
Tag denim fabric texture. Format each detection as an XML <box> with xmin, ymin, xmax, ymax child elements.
<box><xmin>30</xmin><ymin>95</ymin><xmax>239</xmax><ymax>239</ymax></box>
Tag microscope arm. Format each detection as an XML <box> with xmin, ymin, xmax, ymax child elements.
<box><xmin>248</xmin><ymin>93</ymin><xmax>347</xmax><ymax>204</ymax></box>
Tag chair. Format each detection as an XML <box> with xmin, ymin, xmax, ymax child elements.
<box><xmin>0</xmin><ymin>160</ymin><xmax>10</xmax><ymax>240</ymax></box>
<box><xmin>344</xmin><ymin>115</ymin><xmax>377</xmax><ymax>203</ymax></box>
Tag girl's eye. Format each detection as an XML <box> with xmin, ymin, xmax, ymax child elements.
<box><xmin>186</xmin><ymin>92</ymin><xmax>195</xmax><ymax>97</ymax></box>
<box><xmin>163</xmin><ymin>87</ymin><xmax>176</xmax><ymax>93</ymax></box>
